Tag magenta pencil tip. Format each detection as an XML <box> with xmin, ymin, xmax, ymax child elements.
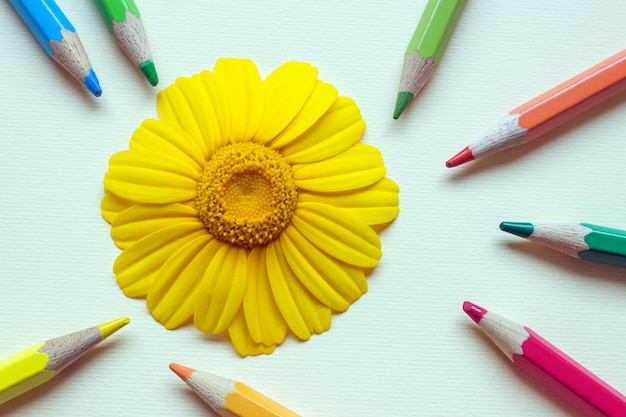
<box><xmin>463</xmin><ymin>301</ymin><xmax>487</xmax><ymax>323</ymax></box>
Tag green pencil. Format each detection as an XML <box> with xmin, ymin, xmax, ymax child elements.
<box><xmin>500</xmin><ymin>222</ymin><xmax>626</xmax><ymax>268</ymax></box>
<box><xmin>393</xmin><ymin>0</ymin><xmax>466</xmax><ymax>119</ymax></box>
<box><xmin>93</xmin><ymin>0</ymin><xmax>158</xmax><ymax>86</ymax></box>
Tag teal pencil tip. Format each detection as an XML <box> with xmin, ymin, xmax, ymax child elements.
<box><xmin>140</xmin><ymin>60</ymin><xmax>159</xmax><ymax>86</ymax></box>
<box><xmin>500</xmin><ymin>222</ymin><xmax>534</xmax><ymax>238</ymax></box>
<box><xmin>393</xmin><ymin>91</ymin><xmax>414</xmax><ymax>119</ymax></box>
<box><xmin>84</xmin><ymin>69</ymin><xmax>102</xmax><ymax>97</ymax></box>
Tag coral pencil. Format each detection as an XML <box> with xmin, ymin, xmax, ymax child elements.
<box><xmin>500</xmin><ymin>222</ymin><xmax>626</xmax><ymax>268</ymax></box>
<box><xmin>93</xmin><ymin>0</ymin><xmax>159</xmax><ymax>86</ymax></box>
<box><xmin>8</xmin><ymin>0</ymin><xmax>102</xmax><ymax>96</ymax></box>
<box><xmin>446</xmin><ymin>49</ymin><xmax>626</xmax><ymax>167</ymax></box>
<box><xmin>463</xmin><ymin>302</ymin><xmax>626</xmax><ymax>417</ymax></box>
<box><xmin>0</xmin><ymin>317</ymin><xmax>130</xmax><ymax>405</ymax></box>
<box><xmin>169</xmin><ymin>363</ymin><xmax>302</xmax><ymax>417</ymax></box>
<box><xmin>393</xmin><ymin>0</ymin><xmax>466</xmax><ymax>119</ymax></box>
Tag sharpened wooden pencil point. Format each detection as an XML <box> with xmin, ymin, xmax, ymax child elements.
<box><xmin>393</xmin><ymin>92</ymin><xmax>414</xmax><ymax>119</ymax></box>
<box><xmin>445</xmin><ymin>145</ymin><xmax>473</xmax><ymax>167</ymax></box>
<box><xmin>94</xmin><ymin>0</ymin><xmax>159</xmax><ymax>86</ymax></box>
<box><xmin>500</xmin><ymin>222</ymin><xmax>626</xmax><ymax>268</ymax></box>
<box><xmin>9</xmin><ymin>0</ymin><xmax>102</xmax><ymax>96</ymax></box>
<box><xmin>394</xmin><ymin>0</ymin><xmax>466</xmax><ymax>118</ymax></box>
<box><xmin>499</xmin><ymin>222</ymin><xmax>534</xmax><ymax>238</ymax></box>
<box><xmin>462</xmin><ymin>301</ymin><xmax>486</xmax><ymax>323</ymax></box>
<box><xmin>140</xmin><ymin>60</ymin><xmax>159</xmax><ymax>86</ymax></box>
<box><xmin>0</xmin><ymin>317</ymin><xmax>130</xmax><ymax>405</ymax></box>
<box><xmin>83</xmin><ymin>69</ymin><xmax>103</xmax><ymax>97</ymax></box>
<box><xmin>169</xmin><ymin>363</ymin><xmax>195</xmax><ymax>381</ymax></box>
<box><xmin>447</xmin><ymin>48</ymin><xmax>626</xmax><ymax>167</ymax></box>
<box><xmin>169</xmin><ymin>364</ymin><xmax>302</xmax><ymax>417</ymax></box>
<box><xmin>99</xmin><ymin>316</ymin><xmax>130</xmax><ymax>339</ymax></box>
<box><xmin>464</xmin><ymin>302</ymin><xmax>626</xmax><ymax>416</ymax></box>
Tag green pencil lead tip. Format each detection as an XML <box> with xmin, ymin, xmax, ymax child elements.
<box><xmin>500</xmin><ymin>222</ymin><xmax>535</xmax><ymax>238</ymax></box>
<box><xmin>140</xmin><ymin>60</ymin><xmax>159</xmax><ymax>86</ymax></box>
<box><xmin>393</xmin><ymin>91</ymin><xmax>414</xmax><ymax>119</ymax></box>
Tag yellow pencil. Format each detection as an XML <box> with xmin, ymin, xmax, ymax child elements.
<box><xmin>169</xmin><ymin>363</ymin><xmax>302</xmax><ymax>417</ymax></box>
<box><xmin>0</xmin><ymin>316</ymin><xmax>130</xmax><ymax>405</ymax></box>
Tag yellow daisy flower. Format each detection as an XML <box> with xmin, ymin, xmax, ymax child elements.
<box><xmin>102</xmin><ymin>58</ymin><xmax>399</xmax><ymax>356</ymax></box>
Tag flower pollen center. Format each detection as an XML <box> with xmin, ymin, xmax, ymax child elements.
<box><xmin>195</xmin><ymin>142</ymin><xmax>298</xmax><ymax>248</ymax></box>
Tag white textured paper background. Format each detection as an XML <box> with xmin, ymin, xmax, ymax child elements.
<box><xmin>1</xmin><ymin>1</ymin><xmax>626</xmax><ymax>416</ymax></box>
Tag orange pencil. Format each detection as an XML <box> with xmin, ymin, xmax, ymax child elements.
<box><xmin>169</xmin><ymin>363</ymin><xmax>302</xmax><ymax>417</ymax></box>
<box><xmin>446</xmin><ymin>49</ymin><xmax>626</xmax><ymax>167</ymax></box>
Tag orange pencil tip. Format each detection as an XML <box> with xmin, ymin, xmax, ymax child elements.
<box><xmin>446</xmin><ymin>146</ymin><xmax>474</xmax><ymax>168</ymax></box>
<box><xmin>169</xmin><ymin>363</ymin><xmax>196</xmax><ymax>381</ymax></box>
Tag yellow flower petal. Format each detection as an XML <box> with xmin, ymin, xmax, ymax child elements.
<box><xmin>280</xmin><ymin>96</ymin><xmax>365</xmax><ymax>164</ymax></box>
<box><xmin>101</xmin><ymin>192</ymin><xmax>136</xmax><ymax>225</ymax></box>
<box><xmin>194</xmin><ymin>245</ymin><xmax>248</xmax><ymax>334</ymax></box>
<box><xmin>266</xmin><ymin>80</ymin><xmax>337</xmax><ymax>149</ymax></box>
<box><xmin>129</xmin><ymin>118</ymin><xmax>206</xmax><ymax>170</ymax></box>
<box><xmin>198</xmin><ymin>70</ymin><xmax>231</xmax><ymax>152</ymax></box>
<box><xmin>281</xmin><ymin>226</ymin><xmax>367</xmax><ymax>309</ymax></box>
<box><xmin>254</xmin><ymin>62</ymin><xmax>318</xmax><ymax>143</ymax></box>
<box><xmin>265</xmin><ymin>242</ymin><xmax>310</xmax><ymax>340</ymax></box>
<box><xmin>213</xmin><ymin>58</ymin><xmax>264</xmax><ymax>142</ymax></box>
<box><xmin>147</xmin><ymin>235</ymin><xmax>219</xmax><ymax>329</ymax></box>
<box><xmin>271</xmin><ymin>242</ymin><xmax>331</xmax><ymax>337</ymax></box>
<box><xmin>291</xmin><ymin>202</ymin><xmax>381</xmax><ymax>268</ymax></box>
<box><xmin>113</xmin><ymin>223</ymin><xmax>207</xmax><ymax>298</ymax></box>
<box><xmin>292</xmin><ymin>143</ymin><xmax>385</xmax><ymax>192</ymax></box>
<box><xmin>228</xmin><ymin>308</ymin><xmax>277</xmax><ymax>356</ymax></box>
<box><xmin>284</xmin><ymin>269</ymin><xmax>332</xmax><ymax>336</ymax></box>
<box><xmin>298</xmin><ymin>177</ymin><xmax>400</xmax><ymax>226</ymax></box>
<box><xmin>156</xmin><ymin>77</ymin><xmax>210</xmax><ymax>152</ymax></box>
<box><xmin>157</xmin><ymin>70</ymin><xmax>231</xmax><ymax>156</ymax></box>
<box><xmin>111</xmin><ymin>203</ymin><xmax>200</xmax><ymax>250</ymax></box>
<box><xmin>243</xmin><ymin>247</ymin><xmax>288</xmax><ymax>346</ymax></box>
<box><xmin>242</xmin><ymin>248</ymin><xmax>261</xmax><ymax>343</ymax></box>
<box><xmin>104</xmin><ymin>149</ymin><xmax>200</xmax><ymax>203</ymax></box>
<box><xmin>279</xmin><ymin>228</ymin><xmax>351</xmax><ymax>312</ymax></box>
<box><xmin>176</xmin><ymin>72</ymin><xmax>232</xmax><ymax>157</ymax></box>
<box><xmin>161</xmin><ymin>77</ymin><xmax>207</xmax><ymax>156</ymax></box>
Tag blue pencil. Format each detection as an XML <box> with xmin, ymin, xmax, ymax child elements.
<box><xmin>9</xmin><ymin>0</ymin><xmax>102</xmax><ymax>97</ymax></box>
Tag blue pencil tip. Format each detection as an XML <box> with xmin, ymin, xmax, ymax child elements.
<box><xmin>84</xmin><ymin>69</ymin><xmax>102</xmax><ymax>97</ymax></box>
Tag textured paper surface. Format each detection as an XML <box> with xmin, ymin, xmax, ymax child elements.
<box><xmin>1</xmin><ymin>1</ymin><xmax>626</xmax><ymax>416</ymax></box>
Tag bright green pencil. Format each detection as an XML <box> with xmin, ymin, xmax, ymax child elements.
<box><xmin>500</xmin><ymin>222</ymin><xmax>626</xmax><ymax>268</ymax></box>
<box><xmin>393</xmin><ymin>0</ymin><xmax>466</xmax><ymax>119</ymax></box>
<box><xmin>93</xmin><ymin>0</ymin><xmax>158</xmax><ymax>86</ymax></box>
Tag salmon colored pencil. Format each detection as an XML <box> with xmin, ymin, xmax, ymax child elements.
<box><xmin>169</xmin><ymin>363</ymin><xmax>301</xmax><ymax>417</ymax></box>
<box><xmin>463</xmin><ymin>302</ymin><xmax>626</xmax><ymax>417</ymax></box>
<box><xmin>0</xmin><ymin>317</ymin><xmax>130</xmax><ymax>405</ymax></box>
<box><xmin>446</xmin><ymin>49</ymin><xmax>626</xmax><ymax>167</ymax></box>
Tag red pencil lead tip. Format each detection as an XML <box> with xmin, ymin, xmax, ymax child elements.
<box><xmin>463</xmin><ymin>301</ymin><xmax>487</xmax><ymax>323</ymax></box>
<box><xmin>169</xmin><ymin>363</ymin><xmax>196</xmax><ymax>382</ymax></box>
<box><xmin>446</xmin><ymin>146</ymin><xmax>475</xmax><ymax>168</ymax></box>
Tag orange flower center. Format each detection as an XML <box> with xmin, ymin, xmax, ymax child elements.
<box><xmin>195</xmin><ymin>142</ymin><xmax>298</xmax><ymax>248</ymax></box>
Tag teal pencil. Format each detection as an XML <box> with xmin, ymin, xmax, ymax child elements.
<box><xmin>9</xmin><ymin>0</ymin><xmax>102</xmax><ymax>96</ymax></box>
<box><xmin>93</xmin><ymin>0</ymin><xmax>159</xmax><ymax>86</ymax></box>
<box><xmin>500</xmin><ymin>222</ymin><xmax>626</xmax><ymax>268</ymax></box>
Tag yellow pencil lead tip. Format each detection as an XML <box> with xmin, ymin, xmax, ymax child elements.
<box><xmin>98</xmin><ymin>316</ymin><xmax>130</xmax><ymax>340</ymax></box>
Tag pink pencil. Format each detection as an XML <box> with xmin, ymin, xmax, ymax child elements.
<box><xmin>463</xmin><ymin>301</ymin><xmax>626</xmax><ymax>417</ymax></box>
